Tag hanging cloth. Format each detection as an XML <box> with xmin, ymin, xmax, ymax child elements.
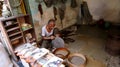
<box><xmin>43</xmin><ymin>0</ymin><xmax>53</xmax><ymax>8</ymax></box>
<box><xmin>58</xmin><ymin>3</ymin><xmax>66</xmax><ymax>28</ymax></box>
<box><xmin>38</xmin><ymin>3</ymin><xmax>43</xmax><ymax>18</ymax></box>
<box><xmin>71</xmin><ymin>0</ymin><xmax>77</xmax><ymax>8</ymax></box>
<box><xmin>53</xmin><ymin>6</ymin><xmax>57</xmax><ymax>20</ymax></box>
<box><xmin>81</xmin><ymin>1</ymin><xmax>92</xmax><ymax>24</ymax></box>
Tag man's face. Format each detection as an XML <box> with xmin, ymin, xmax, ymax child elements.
<box><xmin>48</xmin><ymin>22</ymin><xmax>55</xmax><ymax>30</ymax></box>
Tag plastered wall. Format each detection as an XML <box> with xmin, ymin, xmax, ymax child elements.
<box><xmin>27</xmin><ymin>0</ymin><xmax>81</xmax><ymax>40</ymax></box>
<box><xmin>84</xmin><ymin>0</ymin><xmax>120</xmax><ymax>23</ymax></box>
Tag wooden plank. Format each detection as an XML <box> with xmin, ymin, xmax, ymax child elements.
<box><xmin>4</xmin><ymin>22</ymin><xmax>18</xmax><ymax>27</ymax></box>
<box><xmin>11</xmin><ymin>36</ymin><xmax>23</xmax><ymax>41</ymax></box>
<box><xmin>0</xmin><ymin>14</ymin><xmax>29</xmax><ymax>21</ymax></box>
<box><xmin>8</xmin><ymin>31</ymin><xmax>21</xmax><ymax>37</ymax></box>
<box><xmin>7</xmin><ymin>26</ymin><xmax>20</xmax><ymax>32</ymax></box>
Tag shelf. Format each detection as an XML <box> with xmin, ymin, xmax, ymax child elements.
<box><xmin>11</xmin><ymin>36</ymin><xmax>23</xmax><ymax>41</ymax></box>
<box><xmin>4</xmin><ymin>22</ymin><xmax>18</xmax><ymax>27</ymax></box>
<box><xmin>0</xmin><ymin>14</ymin><xmax>36</xmax><ymax>50</ymax></box>
<box><xmin>30</xmin><ymin>38</ymin><xmax>36</xmax><ymax>42</ymax></box>
<box><xmin>7</xmin><ymin>27</ymin><xmax>20</xmax><ymax>32</ymax></box>
<box><xmin>0</xmin><ymin>14</ymin><xmax>29</xmax><ymax>22</ymax></box>
<box><xmin>23</xmin><ymin>27</ymin><xmax>33</xmax><ymax>32</ymax></box>
<box><xmin>8</xmin><ymin>31</ymin><xmax>22</xmax><ymax>37</ymax></box>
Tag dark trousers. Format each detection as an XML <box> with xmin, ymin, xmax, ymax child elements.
<box><xmin>41</xmin><ymin>40</ymin><xmax>53</xmax><ymax>50</ymax></box>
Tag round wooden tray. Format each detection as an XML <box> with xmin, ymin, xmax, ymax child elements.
<box><xmin>53</xmin><ymin>48</ymin><xmax>70</xmax><ymax>59</ymax></box>
<box><xmin>67</xmin><ymin>53</ymin><xmax>86</xmax><ymax>67</ymax></box>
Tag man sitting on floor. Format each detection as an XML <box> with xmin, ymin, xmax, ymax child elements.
<box><xmin>41</xmin><ymin>19</ymin><xmax>64</xmax><ymax>50</ymax></box>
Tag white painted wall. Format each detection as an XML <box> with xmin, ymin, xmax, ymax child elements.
<box><xmin>84</xmin><ymin>0</ymin><xmax>120</xmax><ymax>23</ymax></box>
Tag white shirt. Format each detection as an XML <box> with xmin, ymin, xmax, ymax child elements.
<box><xmin>41</xmin><ymin>25</ymin><xmax>54</xmax><ymax>37</ymax></box>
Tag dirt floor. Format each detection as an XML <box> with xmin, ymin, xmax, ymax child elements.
<box><xmin>65</xmin><ymin>25</ymin><xmax>120</xmax><ymax>67</ymax></box>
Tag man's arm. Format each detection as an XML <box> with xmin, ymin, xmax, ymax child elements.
<box><xmin>42</xmin><ymin>36</ymin><xmax>52</xmax><ymax>40</ymax></box>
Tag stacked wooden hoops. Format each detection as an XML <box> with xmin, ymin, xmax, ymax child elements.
<box><xmin>53</xmin><ymin>48</ymin><xmax>86</xmax><ymax>67</ymax></box>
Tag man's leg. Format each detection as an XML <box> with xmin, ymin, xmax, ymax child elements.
<box><xmin>41</xmin><ymin>40</ymin><xmax>52</xmax><ymax>50</ymax></box>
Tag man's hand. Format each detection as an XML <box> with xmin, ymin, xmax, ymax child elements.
<box><xmin>50</xmin><ymin>36</ymin><xmax>55</xmax><ymax>40</ymax></box>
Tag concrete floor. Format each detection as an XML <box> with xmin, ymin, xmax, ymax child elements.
<box><xmin>65</xmin><ymin>25</ymin><xmax>120</xmax><ymax>67</ymax></box>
